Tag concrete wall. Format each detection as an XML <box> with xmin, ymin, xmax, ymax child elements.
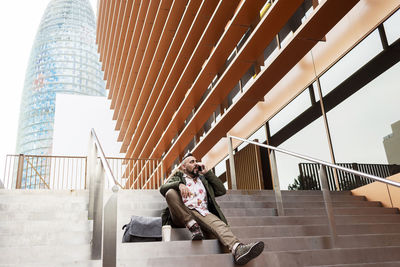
<box><xmin>352</xmin><ymin>173</ymin><xmax>400</xmax><ymax>209</ymax></box>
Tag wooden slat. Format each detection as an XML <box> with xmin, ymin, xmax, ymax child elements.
<box><xmin>116</xmin><ymin>0</ymin><xmax>177</xmax><ymax>139</ymax></box>
<box><xmin>108</xmin><ymin>0</ymin><xmax>136</xmax><ymax>99</ymax></box>
<box><xmin>135</xmin><ymin>0</ymin><xmax>242</xmax><ymax>159</ymax></box>
<box><xmin>111</xmin><ymin>0</ymin><xmax>150</xmax><ymax>115</ymax></box>
<box><xmin>123</xmin><ymin>0</ymin><xmax>220</xmax><ymax>154</ymax></box>
<box><xmin>116</xmin><ymin>0</ymin><xmax>190</xmax><ymax>142</ymax></box>
<box><xmin>146</xmin><ymin>0</ymin><xmax>266</xmax><ymax>159</ymax></box>
<box><xmin>114</xmin><ymin>0</ymin><xmax>161</xmax><ymax>123</ymax></box>
<box><xmin>99</xmin><ymin>0</ymin><xmax>113</xmax><ymax>63</ymax></box>
<box><xmin>109</xmin><ymin>1</ymin><xmax>141</xmax><ymax>110</ymax></box>
<box><xmin>104</xmin><ymin>0</ymin><xmax>125</xmax><ymax>86</ymax></box>
<box><xmin>103</xmin><ymin>0</ymin><xmax>119</xmax><ymax>81</ymax></box>
<box><xmin>161</xmin><ymin>0</ymin><xmax>305</xmax><ymax>165</ymax></box>
<box><xmin>96</xmin><ymin>0</ymin><xmax>105</xmax><ymax>46</ymax></box>
<box><xmin>116</xmin><ymin>0</ymin><xmax>204</xmax><ymax>149</ymax></box>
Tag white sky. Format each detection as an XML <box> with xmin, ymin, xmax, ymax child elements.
<box><xmin>0</xmin><ymin>0</ymin><xmax>98</xmax><ymax>183</ymax></box>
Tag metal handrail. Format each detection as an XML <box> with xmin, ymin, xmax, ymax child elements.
<box><xmin>88</xmin><ymin>129</ymin><xmax>118</xmax><ymax>267</ymax></box>
<box><xmin>227</xmin><ymin>134</ymin><xmax>400</xmax><ymax>249</ymax></box>
<box><xmin>90</xmin><ymin>129</ymin><xmax>119</xmax><ymax>187</ymax></box>
<box><xmin>228</xmin><ymin>135</ymin><xmax>400</xmax><ymax>188</ymax></box>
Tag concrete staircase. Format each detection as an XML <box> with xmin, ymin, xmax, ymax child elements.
<box><xmin>1</xmin><ymin>189</ymin><xmax>400</xmax><ymax>266</ymax></box>
<box><xmin>118</xmin><ymin>190</ymin><xmax>400</xmax><ymax>267</ymax></box>
<box><xmin>0</xmin><ymin>190</ymin><xmax>100</xmax><ymax>267</ymax></box>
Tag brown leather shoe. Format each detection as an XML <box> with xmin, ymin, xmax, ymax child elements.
<box><xmin>188</xmin><ymin>223</ymin><xmax>204</xmax><ymax>240</ymax></box>
<box><xmin>234</xmin><ymin>241</ymin><xmax>264</xmax><ymax>265</ymax></box>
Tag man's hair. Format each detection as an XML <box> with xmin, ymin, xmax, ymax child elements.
<box><xmin>182</xmin><ymin>153</ymin><xmax>193</xmax><ymax>161</ymax></box>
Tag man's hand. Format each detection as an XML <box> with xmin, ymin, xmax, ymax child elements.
<box><xmin>197</xmin><ymin>162</ymin><xmax>208</xmax><ymax>175</ymax></box>
<box><xmin>179</xmin><ymin>183</ymin><xmax>190</xmax><ymax>198</ymax></box>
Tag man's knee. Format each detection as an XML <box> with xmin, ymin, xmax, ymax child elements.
<box><xmin>165</xmin><ymin>188</ymin><xmax>181</xmax><ymax>203</ymax></box>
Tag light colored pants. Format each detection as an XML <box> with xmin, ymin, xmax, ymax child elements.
<box><xmin>165</xmin><ymin>189</ymin><xmax>240</xmax><ymax>251</ymax></box>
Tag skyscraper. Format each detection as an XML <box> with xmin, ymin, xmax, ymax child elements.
<box><xmin>16</xmin><ymin>0</ymin><xmax>105</xmax><ymax>155</ymax></box>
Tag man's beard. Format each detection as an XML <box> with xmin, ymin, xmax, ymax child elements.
<box><xmin>188</xmin><ymin>168</ymin><xmax>199</xmax><ymax>178</ymax></box>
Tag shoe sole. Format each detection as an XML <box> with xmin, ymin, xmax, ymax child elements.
<box><xmin>192</xmin><ymin>233</ymin><xmax>204</xmax><ymax>240</ymax></box>
<box><xmin>235</xmin><ymin>241</ymin><xmax>264</xmax><ymax>265</ymax></box>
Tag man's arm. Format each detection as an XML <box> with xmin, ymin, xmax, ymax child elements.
<box><xmin>159</xmin><ymin>172</ymin><xmax>184</xmax><ymax>197</ymax></box>
<box><xmin>203</xmin><ymin>170</ymin><xmax>226</xmax><ymax>197</ymax></box>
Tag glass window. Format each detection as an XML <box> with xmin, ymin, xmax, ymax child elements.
<box><xmin>237</xmin><ymin>28</ymin><xmax>251</xmax><ymax>51</ymax></box>
<box><xmin>273</xmin><ymin>117</ymin><xmax>331</xmax><ymax>190</ymax></box>
<box><xmin>240</xmin><ymin>65</ymin><xmax>255</xmax><ymax>91</ymax></box>
<box><xmin>238</xmin><ymin>125</ymin><xmax>267</xmax><ymax>151</ymax></box>
<box><xmin>250</xmin><ymin>125</ymin><xmax>267</xmax><ymax>144</ymax></box>
<box><xmin>319</xmin><ymin>29</ymin><xmax>383</xmax><ymax>96</ymax></box>
<box><xmin>312</xmin><ymin>80</ymin><xmax>320</xmax><ymax>102</ymax></box>
<box><xmin>263</xmin><ymin>38</ymin><xmax>278</xmax><ymax>65</ymax></box>
<box><xmin>214</xmin><ymin>158</ymin><xmax>227</xmax><ymax>177</ymax></box>
<box><xmin>269</xmin><ymin>89</ymin><xmax>311</xmax><ymax>135</ymax></box>
<box><xmin>326</xmin><ymin>61</ymin><xmax>400</xmax><ymax>168</ymax></box>
<box><xmin>383</xmin><ymin>9</ymin><xmax>400</xmax><ymax>45</ymax></box>
<box><xmin>226</xmin><ymin>83</ymin><xmax>241</xmax><ymax>108</ymax></box>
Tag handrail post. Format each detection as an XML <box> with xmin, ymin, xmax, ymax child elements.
<box><xmin>16</xmin><ymin>154</ymin><xmax>24</xmax><ymax>189</ymax></box>
<box><xmin>91</xmin><ymin>161</ymin><xmax>105</xmax><ymax>259</ymax></box>
<box><xmin>319</xmin><ymin>165</ymin><xmax>337</xmax><ymax>248</ymax></box>
<box><xmin>227</xmin><ymin>135</ymin><xmax>237</xmax><ymax>190</ymax></box>
<box><xmin>269</xmin><ymin>150</ymin><xmax>284</xmax><ymax>216</ymax></box>
<box><xmin>88</xmin><ymin>136</ymin><xmax>96</xmax><ymax>220</ymax></box>
<box><xmin>88</xmin><ymin>129</ymin><xmax>121</xmax><ymax>265</ymax></box>
<box><xmin>103</xmin><ymin>185</ymin><xmax>118</xmax><ymax>267</ymax></box>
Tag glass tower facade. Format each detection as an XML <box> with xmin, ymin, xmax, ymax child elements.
<box><xmin>16</xmin><ymin>0</ymin><xmax>105</xmax><ymax>155</ymax></box>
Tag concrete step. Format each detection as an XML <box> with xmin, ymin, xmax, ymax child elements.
<box><xmin>230</xmin><ymin>223</ymin><xmax>400</xmax><ymax>238</ymax></box>
<box><xmin>222</xmin><ymin>206</ymin><xmax>399</xmax><ymax>217</ymax></box>
<box><xmin>0</xmin><ymin>202</ymin><xmax>88</xmax><ymax>211</ymax></box>
<box><xmin>117</xmin><ymin>189</ymin><xmax>357</xmax><ymax>201</ymax></box>
<box><xmin>0</xmin><ymin>189</ymin><xmax>351</xmax><ymax>197</ymax></box>
<box><xmin>119</xmin><ymin>239</ymin><xmax>224</xmax><ymax>259</ymax></box>
<box><xmin>0</xmin><ymin>220</ymin><xmax>92</xmax><ymax>234</ymax></box>
<box><xmin>118</xmin><ymin>209</ymin><xmax>163</xmax><ymax>218</ymax></box>
<box><xmin>225</xmin><ymin>190</ymin><xmax>352</xmax><ymax>196</ymax></box>
<box><xmin>222</xmin><ymin>208</ymin><xmax>278</xmax><ymax>216</ymax></box>
<box><xmin>247</xmin><ymin>234</ymin><xmax>400</xmax><ymax>251</ymax></box>
<box><xmin>0</xmin><ymin>231</ymin><xmax>91</xmax><ymax>247</ymax></box>
<box><xmin>0</xmin><ymin>244</ymin><xmax>92</xmax><ymax>265</ymax></box>
<box><xmin>284</xmin><ymin>207</ymin><xmax>398</xmax><ymax>216</ymax></box>
<box><xmin>226</xmin><ymin>214</ymin><xmax>400</xmax><ymax>226</ymax></box>
<box><xmin>117</xmin><ymin>189</ymin><xmax>352</xmax><ymax>196</ymax></box>
<box><xmin>0</xmin><ymin>189</ymin><xmax>89</xmax><ymax>196</ymax></box>
<box><xmin>311</xmin><ymin>261</ymin><xmax>400</xmax><ymax>267</ymax></box>
<box><xmin>278</xmin><ymin>246</ymin><xmax>400</xmax><ymax>266</ymax></box>
<box><xmin>118</xmin><ymin>200</ymin><xmax>379</xmax><ymax>211</ymax></box>
<box><xmin>217</xmin><ymin>195</ymin><xmax>366</xmax><ymax>202</ymax></box>
<box><xmin>117</xmin><ymin>207</ymin><xmax>398</xmax><ymax>222</ymax></box>
<box><xmin>0</xmin><ymin>197</ymin><xmax>88</xmax><ymax>205</ymax></box>
<box><xmin>0</xmin><ymin>260</ymin><xmax>101</xmax><ymax>267</ymax></box>
<box><xmin>117</xmin><ymin>246</ymin><xmax>400</xmax><ymax>267</ymax></box>
<box><xmin>0</xmin><ymin>210</ymin><xmax>88</xmax><ymax>221</ymax></box>
<box><xmin>218</xmin><ymin>200</ymin><xmax>381</xmax><ymax>209</ymax></box>
<box><xmin>0</xmin><ymin>190</ymin><xmax>89</xmax><ymax>202</ymax></box>
<box><xmin>118</xmin><ymin>233</ymin><xmax>400</xmax><ymax>260</ymax></box>
<box><xmin>120</xmin><ymin>193</ymin><xmax>366</xmax><ymax>203</ymax></box>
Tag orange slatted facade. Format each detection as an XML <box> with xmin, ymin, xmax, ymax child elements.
<box><xmin>96</xmin><ymin>0</ymin><xmax>400</xmax><ymax>187</ymax></box>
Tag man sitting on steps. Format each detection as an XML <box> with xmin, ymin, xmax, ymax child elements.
<box><xmin>160</xmin><ymin>153</ymin><xmax>264</xmax><ymax>265</ymax></box>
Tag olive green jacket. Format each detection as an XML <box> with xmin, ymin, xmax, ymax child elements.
<box><xmin>159</xmin><ymin>170</ymin><xmax>227</xmax><ymax>226</ymax></box>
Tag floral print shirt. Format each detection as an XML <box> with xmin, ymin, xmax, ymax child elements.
<box><xmin>182</xmin><ymin>175</ymin><xmax>210</xmax><ymax>216</ymax></box>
